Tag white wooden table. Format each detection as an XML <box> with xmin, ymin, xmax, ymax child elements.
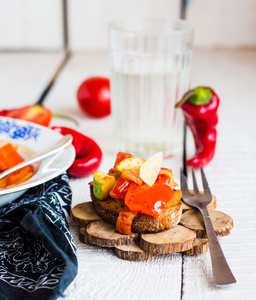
<box><xmin>0</xmin><ymin>50</ymin><xmax>255</xmax><ymax>300</ymax></box>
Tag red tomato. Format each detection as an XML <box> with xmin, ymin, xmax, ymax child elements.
<box><xmin>77</xmin><ymin>77</ymin><xmax>111</xmax><ymax>118</ymax></box>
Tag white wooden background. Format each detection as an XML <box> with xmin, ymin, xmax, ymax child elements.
<box><xmin>0</xmin><ymin>0</ymin><xmax>256</xmax><ymax>299</ymax></box>
<box><xmin>0</xmin><ymin>0</ymin><xmax>255</xmax><ymax>51</ymax></box>
<box><xmin>0</xmin><ymin>50</ymin><xmax>255</xmax><ymax>299</ymax></box>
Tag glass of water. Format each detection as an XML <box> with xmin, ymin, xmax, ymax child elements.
<box><xmin>109</xmin><ymin>18</ymin><xmax>194</xmax><ymax>158</ymax></box>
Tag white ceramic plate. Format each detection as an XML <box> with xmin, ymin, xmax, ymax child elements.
<box><xmin>0</xmin><ymin>117</ymin><xmax>76</xmax><ymax>206</ymax></box>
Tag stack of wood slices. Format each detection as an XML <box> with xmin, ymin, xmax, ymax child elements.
<box><xmin>71</xmin><ymin>153</ymin><xmax>233</xmax><ymax>261</ymax></box>
<box><xmin>71</xmin><ymin>185</ymin><xmax>234</xmax><ymax>261</ymax></box>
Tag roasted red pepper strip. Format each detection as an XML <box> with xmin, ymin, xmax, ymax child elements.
<box><xmin>116</xmin><ymin>211</ymin><xmax>138</xmax><ymax>234</ymax></box>
<box><xmin>109</xmin><ymin>176</ymin><xmax>137</xmax><ymax>200</ymax></box>
<box><xmin>175</xmin><ymin>86</ymin><xmax>220</xmax><ymax>168</ymax></box>
<box><xmin>0</xmin><ymin>105</ymin><xmax>52</xmax><ymax>126</ymax></box>
<box><xmin>51</xmin><ymin>126</ymin><xmax>102</xmax><ymax>177</ymax></box>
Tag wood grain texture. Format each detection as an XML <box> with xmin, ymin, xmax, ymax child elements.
<box><xmin>180</xmin><ymin>209</ymin><xmax>233</xmax><ymax>238</ymax></box>
<box><xmin>87</xmin><ymin>220</ymin><xmax>139</xmax><ymax>247</ymax></box>
<box><xmin>64</xmin><ymin>51</ymin><xmax>256</xmax><ymax>300</ymax></box>
<box><xmin>63</xmin><ymin>51</ymin><xmax>255</xmax><ymax>300</ymax></box>
<box><xmin>181</xmin><ymin>49</ymin><xmax>256</xmax><ymax>299</ymax></box>
<box><xmin>67</xmin><ymin>222</ymin><xmax>183</xmax><ymax>300</ymax></box>
<box><xmin>115</xmin><ymin>243</ymin><xmax>156</xmax><ymax>261</ymax></box>
<box><xmin>0</xmin><ymin>53</ymin><xmax>64</xmax><ymax>107</ymax></box>
<box><xmin>185</xmin><ymin>238</ymin><xmax>209</xmax><ymax>255</ymax></box>
<box><xmin>68</xmin><ymin>0</ymin><xmax>180</xmax><ymax>51</ymax></box>
<box><xmin>7</xmin><ymin>51</ymin><xmax>255</xmax><ymax>299</ymax></box>
<box><xmin>187</xmin><ymin>0</ymin><xmax>256</xmax><ymax>49</ymax></box>
<box><xmin>140</xmin><ymin>225</ymin><xmax>196</xmax><ymax>255</ymax></box>
<box><xmin>0</xmin><ymin>0</ymin><xmax>63</xmax><ymax>50</ymax></box>
<box><xmin>71</xmin><ymin>202</ymin><xmax>101</xmax><ymax>227</ymax></box>
<box><xmin>79</xmin><ymin>227</ymin><xmax>90</xmax><ymax>245</ymax></box>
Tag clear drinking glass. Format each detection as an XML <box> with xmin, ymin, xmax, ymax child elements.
<box><xmin>109</xmin><ymin>18</ymin><xmax>194</xmax><ymax>158</ymax></box>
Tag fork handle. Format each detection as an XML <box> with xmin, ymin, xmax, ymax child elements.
<box><xmin>200</xmin><ymin>208</ymin><xmax>236</xmax><ymax>286</ymax></box>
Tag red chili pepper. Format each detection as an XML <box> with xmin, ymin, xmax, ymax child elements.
<box><xmin>175</xmin><ymin>86</ymin><xmax>220</xmax><ymax>168</ymax></box>
<box><xmin>0</xmin><ymin>105</ymin><xmax>52</xmax><ymax>126</ymax></box>
<box><xmin>51</xmin><ymin>126</ymin><xmax>102</xmax><ymax>177</ymax></box>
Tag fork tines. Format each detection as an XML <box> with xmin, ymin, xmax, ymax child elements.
<box><xmin>199</xmin><ymin>166</ymin><xmax>211</xmax><ymax>197</ymax></box>
<box><xmin>180</xmin><ymin>166</ymin><xmax>212</xmax><ymax>197</ymax></box>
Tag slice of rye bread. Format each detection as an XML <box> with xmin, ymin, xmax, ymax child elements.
<box><xmin>90</xmin><ymin>184</ymin><xmax>182</xmax><ymax>233</ymax></box>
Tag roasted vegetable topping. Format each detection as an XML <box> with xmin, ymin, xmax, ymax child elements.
<box><xmin>124</xmin><ymin>182</ymin><xmax>175</xmax><ymax>218</ymax></box>
<box><xmin>116</xmin><ymin>211</ymin><xmax>138</xmax><ymax>235</ymax></box>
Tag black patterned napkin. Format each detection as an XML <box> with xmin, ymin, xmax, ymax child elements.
<box><xmin>0</xmin><ymin>173</ymin><xmax>77</xmax><ymax>300</ymax></box>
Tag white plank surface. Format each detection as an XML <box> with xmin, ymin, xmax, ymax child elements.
<box><xmin>66</xmin><ymin>231</ymin><xmax>182</xmax><ymax>300</ymax></box>
<box><xmin>68</xmin><ymin>0</ymin><xmax>256</xmax><ymax>50</ymax></box>
<box><xmin>187</xmin><ymin>0</ymin><xmax>256</xmax><ymax>49</ymax></box>
<box><xmin>0</xmin><ymin>50</ymin><xmax>256</xmax><ymax>299</ymax></box>
<box><xmin>182</xmin><ymin>50</ymin><xmax>256</xmax><ymax>299</ymax></box>
<box><xmin>0</xmin><ymin>0</ymin><xmax>63</xmax><ymax>50</ymax></box>
<box><xmin>45</xmin><ymin>50</ymin><xmax>256</xmax><ymax>299</ymax></box>
<box><xmin>0</xmin><ymin>0</ymin><xmax>255</xmax><ymax>51</ymax></box>
<box><xmin>46</xmin><ymin>52</ymin><xmax>184</xmax><ymax>299</ymax></box>
<box><xmin>0</xmin><ymin>53</ymin><xmax>64</xmax><ymax>106</ymax></box>
<box><xmin>68</xmin><ymin>0</ymin><xmax>181</xmax><ymax>51</ymax></box>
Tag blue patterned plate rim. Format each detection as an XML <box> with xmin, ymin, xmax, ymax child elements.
<box><xmin>0</xmin><ymin>117</ymin><xmax>76</xmax><ymax>201</ymax></box>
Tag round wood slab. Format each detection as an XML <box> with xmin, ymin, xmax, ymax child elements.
<box><xmin>87</xmin><ymin>220</ymin><xmax>139</xmax><ymax>247</ymax></box>
<box><xmin>140</xmin><ymin>225</ymin><xmax>196</xmax><ymax>255</ymax></box>
<box><xmin>79</xmin><ymin>227</ymin><xmax>90</xmax><ymax>245</ymax></box>
<box><xmin>185</xmin><ymin>238</ymin><xmax>209</xmax><ymax>255</ymax></box>
<box><xmin>72</xmin><ymin>199</ymin><xmax>234</xmax><ymax>261</ymax></box>
<box><xmin>71</xmin><ymin>202</ymin><xmax>101</xmax><ymax>227</ymax></box>
<box><xmin>180</xmin><ymin>209</ymin><xmax>234</xmax><ymax>238</ymax></box>
<box><xmin>115</xmin><ymin>243</ymin><xmax>156</xmax><ymax>261</ymax></box>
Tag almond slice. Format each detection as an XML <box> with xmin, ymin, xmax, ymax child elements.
<box><xmin>139</xmin><ymin>152</ymin><xmax>163</xmax><ymax>186</ymax></box>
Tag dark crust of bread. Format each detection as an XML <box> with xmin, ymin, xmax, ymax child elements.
<box><xmin>90</xmin><ymin>185</ymin><xmax>182</xmax><ymax>233</ymax></box>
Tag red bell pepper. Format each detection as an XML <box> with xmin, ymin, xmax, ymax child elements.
<box><xmin>0</xmin><ymin>105</ymin><xmax>52</xmax><ymax>127</ymax></box>
<box><xmin>51</xmin><ymin>126</ymin><xmax>102</xmax><ymax>177</ymax></box>
<box><xmin>108</xmin><ymin>152</ymin><xmax>133</xmax><ymax>174</ymax></box>
<box><xmin>175</xmin><ymin>86</ymin><xmax>220</xmax><ymax>168</ymax></box>
<box><xmin>124</xmin><ymin>182</ymin><xmax>175</xmax><ymax>218</ymax></box>
<box><xmin>109</xmin><ymin>176</ymin><xmax>138</xmax><ymax>200</ymax></box>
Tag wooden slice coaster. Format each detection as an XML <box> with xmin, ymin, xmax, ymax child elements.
<box><xmin>182</xmin><ymin>191</ymin><xmax>217</xmax><ymax>211</ymax></box>
<box><xmin>140</xmin><ymin>225</ymin><xmax>196</xmax><ymax>255</ymax></box>
<box><xmin>79</xmin><ymin>227</ymin><xmax>91</xmax><ymax>245</ymax></box>
<box><xmin>115</xmin><ymin>243</ymin><xmax>156</xmax><ymax>261</ymax></box>
<box><xmin>87</xmin><ymin>220</ymin><xmax>139</xmax><ymax>248</ymax></box>
<box><xmin>185</xmin><ymin>238</ymin><xmax>209</xmax><ymax>255</ymax></box>
<box><xmin>180</xmin><ymin>209</ymin><xmax>234</xmax><ymax>238</ymax></box>
<box><xmin>71</xmin><ymin>202</ymin><xmax>101</xmax><ymax>227</ymax></box>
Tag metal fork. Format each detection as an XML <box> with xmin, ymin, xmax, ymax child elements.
<box><xmin>180</xmin><ymin>166</ymin><xmax>236</xmax><ymax>287</ymax></box>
